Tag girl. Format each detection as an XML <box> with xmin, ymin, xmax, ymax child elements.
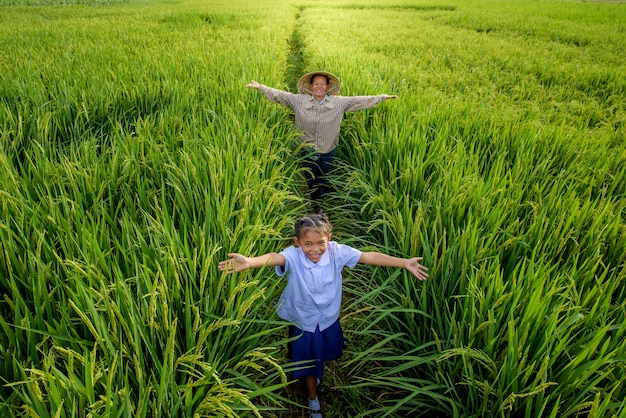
<box><xmin>218</xmin><ymin>213</ymin><xmax>428</xmax><ymax>417</ymax></box>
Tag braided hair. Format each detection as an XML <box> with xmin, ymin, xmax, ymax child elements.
<box><xmin>294</xmin><ymin>213</ymin><xmax>333</xmax><ymax>238</ymax></box>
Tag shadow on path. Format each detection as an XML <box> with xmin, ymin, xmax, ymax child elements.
<box><xmin>284</xmin><ymin>7</ymin><xmax>306</xmax><ymax>92</ymax></box>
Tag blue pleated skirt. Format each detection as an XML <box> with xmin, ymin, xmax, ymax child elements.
<box><xmin>288</xmin><ymin>319</ymin><xmax>345</xmax><ymax>380</ymax></box>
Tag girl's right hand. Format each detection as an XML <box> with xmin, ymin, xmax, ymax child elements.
<box><xmin>218</xmin><ymin>253</ymin><xmax>250</xmax><ymax>273</ymax></box>
<box><xmin>245</xmin><ymin>80</ymin><xmax>261</xmax><ymax>89</ymax></box>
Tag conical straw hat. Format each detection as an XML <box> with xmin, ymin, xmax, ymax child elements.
<box><xmin>297</xmin><ymin>71</ymin><xmax>340</xmax><ymax>95</ymax></box>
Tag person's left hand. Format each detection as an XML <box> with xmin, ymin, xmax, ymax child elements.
<box><xmin>382</xmin><ymin>94</ymin><xmax>398</xmax><ymax>100</ymax></box>
<box><xmin>404</xmin><ymin>257</ymin><xmax>429</xmax><ymax>281</ymax></box>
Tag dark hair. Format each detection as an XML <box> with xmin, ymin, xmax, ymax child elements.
<box><xmin>294</xmin><ymin>213</ymin><xmax>332</xmax><ymax>238</ymax></box>
<box><xmin>310</xmin><ymin>74</ymin><xmax>329</xmax><ymax>84</ymax></box>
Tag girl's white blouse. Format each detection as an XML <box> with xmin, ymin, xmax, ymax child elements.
<box><xmin>275</xmin><ymin>242</ymin><xmax>362</xmax><ymax>332</ymax></box>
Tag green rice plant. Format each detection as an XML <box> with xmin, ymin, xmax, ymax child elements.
<box><xmin>296</xmin><ymin>0</ymin><xmax>625</xmax><ymax>416</ymax></box>
<box><xmin>0</xmin><ymin>0</ymin><xmax>309</xmax><ymax>415</ymax></box>
<box><xmin>1</xmin><ymin>0</ymin><xmax>625</xmax><ymax>416</ymax></box>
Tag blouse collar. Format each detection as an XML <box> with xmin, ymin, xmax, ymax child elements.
<box><xmin>297</xmin><ymin>246</ymin><xmax>331</xmax><ymax>268</ymax></box>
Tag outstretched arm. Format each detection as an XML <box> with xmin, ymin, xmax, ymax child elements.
<box><xmin>244</xmin><ymin>80</ymin><xmax>295</xmax><ymax>108</ymax></box>
<box><xmin>359</xmin><ymin>252</ymin><xmax>428</xmax><ymax>281</ymax></box>
<box><xmin>343</xmin><ymin>93</ymin><xmax>398</xmax><ymax>112</ymax></box>
<box><xmin>245</xmin><ymin>80</ymin><xmax>261</xmax><ymax>90</ymax></box>
<box><xmin>218</xmin><ymin>252</ymin><xmax>286</xmax><ymax>273</ymax></box>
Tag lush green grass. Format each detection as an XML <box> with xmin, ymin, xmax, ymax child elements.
<box><xmin>1</xmin><ymin>0</ymin><xmax>625</xmax><ymax>416</ymax></box>
<box><xmin>311</xmin><ymin>1</ymin><xmax>626</xmax><ymax>416</ymax></box>
<box><xmin>0</xmin><ymin>1</ymin><xmax>305</xmax><ymax>416</ymax></box>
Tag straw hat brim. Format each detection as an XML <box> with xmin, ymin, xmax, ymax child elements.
<box><xmin>297</xmin><ymin>71</ymin><xmax>341</xmax><ymax>95</ymax></box>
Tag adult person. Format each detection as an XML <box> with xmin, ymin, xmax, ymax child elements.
<box><xmin>246</xmin><ymin>71</ymin><xmax>397</xmax><ymax>205</ymax></box>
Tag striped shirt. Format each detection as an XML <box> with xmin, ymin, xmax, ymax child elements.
<box><xmin>258</xmin><ymin>85</ymin><xmax>387</xmax><ymax>154</ymax></box>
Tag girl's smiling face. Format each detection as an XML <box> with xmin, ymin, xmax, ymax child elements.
<box><xmin>293</xmin><ymin>228</ymin><xmax>330</xmax><ymax>263</ymax></box>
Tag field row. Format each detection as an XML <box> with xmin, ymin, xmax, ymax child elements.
<box><xmin>1</xmin><ymin>0</ymin><xmax>625</xmax><ymax>416</ymax></box>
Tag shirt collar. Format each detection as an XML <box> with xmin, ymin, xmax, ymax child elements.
<box><xmin>309</xmin><ymin>94</ymin><xmax>329</xmax><ymax>105</ymax></box>
<box><xmin>297</xmin><ymin>246</ymin><xmax>331</xmax><ymax>268</ymax></box>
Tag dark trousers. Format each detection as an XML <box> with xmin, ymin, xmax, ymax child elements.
<box><xmin>302</xmin><ymin>150</ymin><xmax>335</xmax><ymax>201</ymax></box>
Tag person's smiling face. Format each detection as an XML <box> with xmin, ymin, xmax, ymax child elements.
<box><xmin>311</xmin><ymin>75</ymin><xmax>329</xmax><ymax>100</ymax></box>
<box><xmin>294</xmin><ymin>228</ymin><xmax>330</xmax><ymax>263</ymax></box>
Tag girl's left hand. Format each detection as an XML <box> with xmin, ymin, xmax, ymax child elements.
<box><xmin>405</xmin><ymin>257</ymin><xmax>429</xmax><ymax>281</ymax></box>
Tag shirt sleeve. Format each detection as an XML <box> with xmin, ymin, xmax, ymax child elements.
<box><xmin>332</xmin><ymin>242</ymin><xmax>362</xmax><ymax>269</ymax></box>
<box><xmin>275</xmin><ymin>246</ymin><xmax>297</xmax><ymax>277</ymax></box>
<box><xmin>340</xmin><ymin>95</ymin><xmax>386</xmax><ymax>112</ymax></box>
<box><xmin>258</xmin><ymin>85</ymin><xmax>297</xmax><ymax>109</ymax></box>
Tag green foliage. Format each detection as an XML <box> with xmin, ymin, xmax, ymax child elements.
<box><xmin>1</xmin><ymin>0</ymin><xmax>625</xmax><ymax>416</ymax></box>
<box><xmin>302</xmin><ymin>0</ymin><xmax>625</xmax><ymax>416</ymax></box>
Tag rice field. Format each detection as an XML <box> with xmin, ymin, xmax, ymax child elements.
<box><xmin>0</xmin><ymin>0</ymin><xmax>625</xmax><ymax>416</ymax></box>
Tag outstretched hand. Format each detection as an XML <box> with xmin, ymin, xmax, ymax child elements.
<box><xmin>246</xmin><ymin>80</ymin><xmax>261</xmax><ymax>89</ymax></box>
<box><xmin>218</xmin><ymin>253</ymin><xmax>250</xmax><ymax>273</ymax></box>
<box><xmin>404</xmin><ymin>257</ymin><xmax>429</xmax><ymax>281</ymax></box>
<box><xmin>382</xmin><ymin>94</ymin><xmax>398</xmax><ymax>100</ymax></box>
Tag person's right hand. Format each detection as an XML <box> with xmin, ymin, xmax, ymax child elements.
<box><xmin>245</xmin><ymin>80</ymin><xmax>261</xmax><ymax>89</ymax></box>
<box><xmin>218</xmin><ymin>253</ymin><xmax>250</xmax><ymax>273</ymax></box>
